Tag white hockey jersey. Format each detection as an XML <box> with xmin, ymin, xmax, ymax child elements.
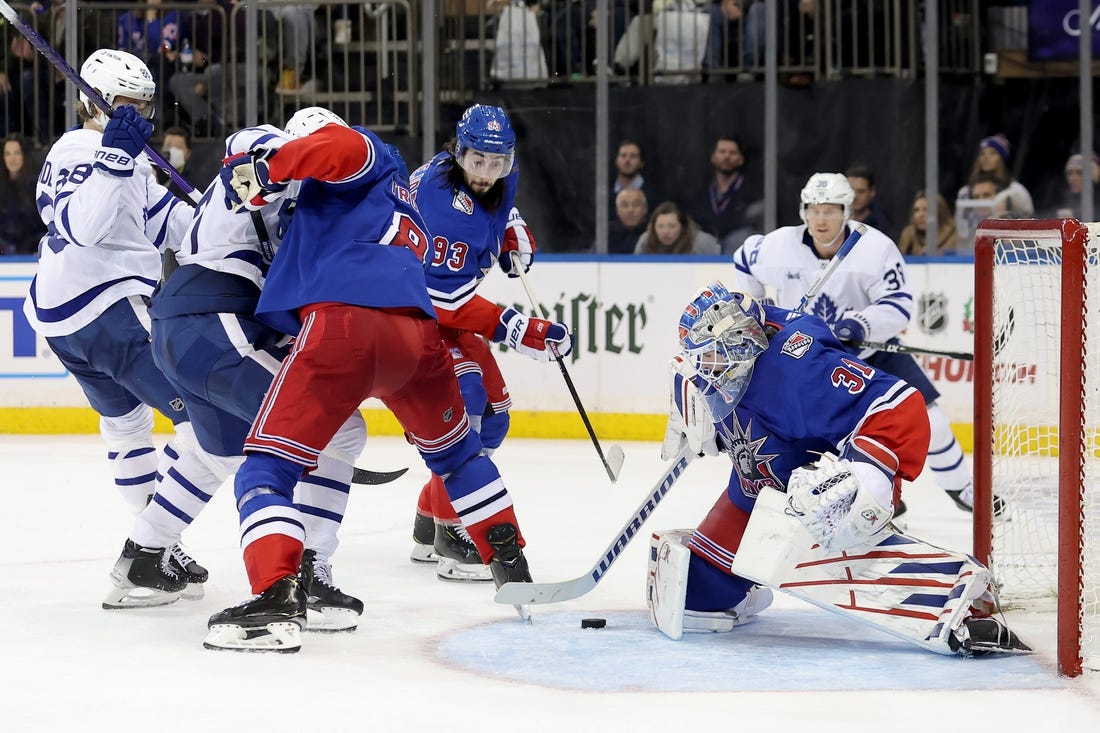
<box><xmin>23</xmin><ymin>127</ymin><xmax>192</xmax><ymax>337</ymax></box>
<box><xmin>177</xmin><ymin>125</ymin><xmax>295</xmax><ymax>288</ymax></box>
<box><xmin>732</xmin><ymin>223</ymin><xmax>912</xmax><ymax>343</ymax></box>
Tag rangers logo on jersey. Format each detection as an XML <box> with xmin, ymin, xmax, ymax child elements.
<box><xmin>726</xmin><ymin>416</ymin><xmax>782</xmax><ymax>498</ymax></box>
<box><xmin>781</xmin><ymin>331</ymin><xmax>813</xmax><ymax>359</ymax></box>
<box><xmin>452</xmin><ymin>191</ymin><xmax>474</xmax><ymax>215</ymax></box>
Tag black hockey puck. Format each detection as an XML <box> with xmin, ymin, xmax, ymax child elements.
<box><xmin>580</xmin><ymin>618</ymin><xmax>607</xmax><ymax>629</ymax></box>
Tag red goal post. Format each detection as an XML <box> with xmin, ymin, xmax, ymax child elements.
<box><xmin>973</xmin><ymin>218</ymin><xmax>1097</xmax><ymax>677</ymax></box>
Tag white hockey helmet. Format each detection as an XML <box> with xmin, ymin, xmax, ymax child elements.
<box><xmin>284</xmin><ymin>106</ymin><xmax>348</xmax><ymax>138</ymax></box>
<box><xmin>799</xmin><ymin>172</ymin><xmax>855</xmax><ymax>224</ymax></box>
<box><xmin>79</xmin><ymin>49</ymin><xmax>156</xmax><ymax>126</ymax></box>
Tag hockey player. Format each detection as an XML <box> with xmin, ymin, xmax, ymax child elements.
<box><xmin>733</xmin><ymin>172</ymin><xmax>998</xmax><ymax>516</ymax></box>
<box><xmin>203</xmin><ymin>116</ymin><xmax>560</xmax><ymax>652</ymax></box>
<box><xmin>648</xmin><ymin>282</ymin><xmax>1029</xmax><ymax>656</ymax></box>
<box><xmin>408</xmin><ymin>104</ymin><xmax>565</xmax><ymax>583</ymax></box>
<box><xmin>113</xmin><ymin>107</ymin><xmax>366</xmax><ymax>629</ymax></box>
<box><xmin>21</xmin><ymin>49</ymin><xmax>216</xmax><ymax>604</ymax></box>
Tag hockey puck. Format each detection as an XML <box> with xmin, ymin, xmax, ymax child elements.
<box><xmin>580</xmin><ymin>618</ymin><xmax>607</xmax><ymax>629</ymax></box>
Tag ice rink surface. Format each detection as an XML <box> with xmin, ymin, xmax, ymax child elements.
<box><xmin>3</xmin><ymin>434</ymin><xmax>1099</xmax><ymax>732</ymax></box>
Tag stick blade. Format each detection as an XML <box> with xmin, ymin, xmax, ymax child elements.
<box><xmin>494</xmin><ymin>579</ymin><xmax>592</xmax><ymax>605</ymax></box>
<box><xmin>350</xmin><ymin>466</ymin><xmax>409</xmax><ymax>485</ymax></box>
<box><xmin>605</xmin><ymin>444</ymin><xmax>626</xmax><ymax>482</ymax></box>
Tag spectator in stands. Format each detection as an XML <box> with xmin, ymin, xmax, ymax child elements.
<box><xmin>956</xmin><ymin>133</ymin><xmax>1033</xmax><ymax>217</ymax></box>
<box><xmin>688</xmin><ymin>134</ymin><xmax>758</xmax><ymax>254</ymax></box>
<box><xmin>896</xmin><ymin>190</ymin><xmax>956</xmax><ymax>255</ymax></box>
<box><xmin>634</xmin><ymin>200</ymin><xmax>719</xmax><ymax>254</ymax></box>
<box><xmin>611</xmin><ymin>139</ymin><xmax>660</xmax><ymax>213</ymax></box>
<box><xmin>846</xmin><ymin>164</ymin><xmax>892</xmax><ymax>237</ymax></box>
<box><xmin>260</xmin><ymin>0</ymin><xmax>317</xmax><ymax>93</ymax></box>
<box><xmin>0</xmin><ymin>134</ymin><xmax>45</xmax><ymax>256</ymax></box>
<box><xmin>608</xmin><ymin>187</ymin><xmax>649</xmax><ymax>254</ymax></box>
<box><xmin>1046</xmin><ymin>152</ymin><xmax>1100</xmax><ymax>220</ymax></box>
<box><xmin>554</xmin><ymin>0</ymin><xmax>631</xmax><ymax>78</ymax></box>
<box><xmin>743</xmin><ymin>0</ymin><xmax>815</xmax><ymax>80</ymax></box>
<box><xmin>705</xmin><ymin>0</ymin><xmax>744</xmax><ymax>78</ymax></box>
<box><xmin>117</xmin><ymin>0</ymin><xmax>187</xmax><ymax>122</ymax></box>
<box><xmin>1</xmin><ymin>25</ymin><xmax>31</xmax><ymax>137</ymax></box>
<box><xmin>170</xmin><ymin>0</ymin><xmax>279</xmax><ymax>136</ymax></box>
<box><xmin>150</xmin><ymin>126</ymin><xmax>199</xmax><ymax>201</ymax></box>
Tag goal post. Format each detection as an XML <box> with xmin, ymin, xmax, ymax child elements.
<box><xmin>973</xmin><ymin>218</ymin><xmax>1096</xmax><ymax>678</ymax></box>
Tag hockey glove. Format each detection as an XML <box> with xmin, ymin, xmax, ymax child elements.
<box><xmin>833</xmin><ymin>311</ymin><xmax>869</xmax><ymax>344</ymax></box>
<box><xmin>786</xmin><ymin>455</ymin><xmax>893</xmax><ymax>552</ymax></box>
<box><xmin>221</xmin><ymin>146</ymin><xmax>288</xmax><ymax>211</ymax></box>
<box><xmin>94</xmin><ymin>105</ymin><xmax>152</xmax><ymax>177</ymax></box>
<box><xmin>661</xmin><ymin>356</ymin><xmax>720</xmax><ymax>460</ymax></box>
<box><xmin>498</xmin><ymin>214</ymin><xmax>536</xmax><ymax>277</ymax></box>
<box><xmin>495</xmin><ymin>307</ymin><xmax>572</xmax><ymax>362</ymax></box>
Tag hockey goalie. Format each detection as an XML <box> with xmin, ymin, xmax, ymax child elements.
<box><xmin>647</xmin><ymin>281</ymin><xmax>1030</xmax><ymax>657</ymax></box>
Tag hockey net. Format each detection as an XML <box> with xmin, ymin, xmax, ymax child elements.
<box><xmin>974</xmin><ymin>218</ymin><xmax>1100</xmax><ymax>677</ymax></box>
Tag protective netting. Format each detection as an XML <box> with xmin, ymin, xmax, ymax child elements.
<box><xmin>987</xmin><ymin>226</ymin><xmax>1100</xmax><ymax>673</ymax></box>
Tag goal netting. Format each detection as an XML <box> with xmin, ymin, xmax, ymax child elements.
<box><xmin>974</xmin><ymin>218</ymin><xmax>1100</xmax><ymax>677</ymax></box>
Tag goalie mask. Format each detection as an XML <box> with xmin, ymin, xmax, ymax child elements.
<box><xmin>799</xmin><ymin>172</ymin><xmax>854</xmax><ymax>224</ymax></box>
<box><xmin>79</xmin><ymin>49</ymin><xmax>156</xmax><ymax>127</ymax></box>
<box><xmin>678</xmin><ymin>282</ymin><xmax>768</xmax><ymax>420</ymax></box>
<box><xmin>455</xmin><ymin>104</ymin><xmax>515</xmax><ymax>180</ymax></box>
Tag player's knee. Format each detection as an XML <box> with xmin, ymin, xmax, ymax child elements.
<box><xmin>234</xmin><ymin>452</ymin><xmax>302</xmax><ymax>504</ymax></box>
<box><xmin>99</xmin><ymin>404</ymin><xmax>155</xmax><ymax>450</ymax></box>
<box><xmin>458</xmin><ymin>371</ymin><xmax>488</xmax><ymax>417</ymax></box>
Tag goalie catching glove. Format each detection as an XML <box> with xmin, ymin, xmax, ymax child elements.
<box><xmin>221</xmin><ymin>146</ymin><xmax>289</xmax><ymax>211</ymax></box>
<box><xmin>495</xmin><ymin>308</ymin><xmax>572</xmax><ymax>362</ymax></box>
<box><xmin>661</xmin><ymin>356</ymin><xmax>722</xmax><ymax>460</ymax></box>
<box><xmin>785</xmin><ymin>454</ymin><xmax>894</xmax><ymax>552</ymax></box>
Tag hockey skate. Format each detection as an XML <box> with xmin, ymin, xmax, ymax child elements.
<box><xmin>102</xmin><ymin>539</ymin><xmax>186</xmax><ymax>610</ymax></box>
<box><xmin>301</xmin><ymin>549</ymin><xmax>363</xmax><ymax>633</ymax></box>
<box><xmin>410</xmin><ymin>512</ymin><xmax>440</xmax><ymax>564</ymax></box>
<box><xmin>434</xmin><ymin>522</ymin><xmax>493</xmax><ymax>583</ymax></box>
<box><xmin>948</xmin><ymin>616</ymin><xmax>1032</xmax><ymax>657</ymax></box>
<box><xmin>486</xmin><ymin>523</ymin><xmax>532</xmax><ymax>588</ymax></box>
<box><xmin>945</xmin><ymin>484</ymin><xmax>1007</xmax><ymax>517</ymax></box>
<box><xmin>203</xmin><ymin>576</ymin><xmax>307</xmax><ymax>653</ymax></box>
<box><xmin>168</xmin><ymin>543</ymin><xmax>208</xmax><ymax>601</ymax></box>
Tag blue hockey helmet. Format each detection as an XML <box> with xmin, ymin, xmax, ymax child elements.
<box><xmin>678</xmin><ymin>282</ymin><xmax>768</xmax><ymax>419</ymax></box>
<box><xmin>455</xmin><ymin>104</ymin><xmax>515</xmax><ymax>180</ymax></box>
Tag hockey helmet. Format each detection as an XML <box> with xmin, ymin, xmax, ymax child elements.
<box><xmin>284</xmin><ymin>106</ymin><xmax>348</xmax><ymax>138</ymax></box>
<box><xmin>678</xmin><ymin>282</ymin><xmax>768</xmax><ymax>420</ymax></box>
<box><xmin>455</xmin><ymin>104</ymin><xmax>515</xmax><ymax>180</ymax></box>
<box><xmin>79</xmin><ymin>49</ymin><xmax>156</xmax><ymax>126</ymax></box>
<box><xmin>799</xmin><ymin>172</ymin><xmax>854</xmax><ymax>224</ymax></box>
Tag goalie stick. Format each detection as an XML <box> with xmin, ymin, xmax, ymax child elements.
<box><xmin>509</xmin><ymin>252</ymin><xmax>626</xmax><ymax>483</ymax></box>
<box><xmin>494</xmin><ymin>445</ymin><xmax>695</xmax><ymax>605</ymax></box>
<box><xmin>0</xmin><ymin>0</ymin><xmax>201</xmax><ymax>204</ymax></box>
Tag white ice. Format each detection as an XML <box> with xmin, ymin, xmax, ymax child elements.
<box><xmin>3</xmin><ymin>435</ymin><xmax>1099</xmax><ymax>732</ymax></box>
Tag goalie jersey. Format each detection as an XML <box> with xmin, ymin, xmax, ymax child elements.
<box><xmin>410</xmin><ymin>152</ymin><xmax>532</xmax><ymax>339</ymax></box>
<box><xmin>733</xmin><ymin>224</ymin><xmax>912</xmax><ymax>344</ymax></box>
<box><xmin>254</xmin><ymin>125</ymin><xmax>436</xmax><ymax>337</ymax></box>
<box><xmin>23</xmin><ymin>128</ymin><xmax>192</xmax><ymax>336</ymax></box>
<box><xmin>681</xmin><ymin>305</ymin><xmax>929</xmax><ymax>513</ymax></box>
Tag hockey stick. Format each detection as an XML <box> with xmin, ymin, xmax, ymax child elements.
<box><xmin>494</xmin><ymin>445</ymin><xmax>695</xmax><ymax>605</ymax></box>
<box><xmin>350</xmin><ymin>466</ymin><xmax>409</xmax><ymax>485</ymax></box>
<box><xmin>794</xmin><ymin>223</ymin><xmax>867</xmax><ymax>314</ymax></box>
<box><xmin>509</xmin><ymin>252</ymin><xmax>626</xmax><ymax>483</ymax></box>
<box><xmin>0</xmin><ymin>1</ymin><xmax>201</xmax><ymax>204</ymax></box>
<box><xmin>850</xmin><ymin>340</ymin><xmax>973</xmax><ymax>361</ymax></box>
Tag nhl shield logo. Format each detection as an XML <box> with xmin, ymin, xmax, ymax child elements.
<box><xmin>918</xmin><ymin>292</ymin><xmax>948</xmax><ymax>335</ymax></box>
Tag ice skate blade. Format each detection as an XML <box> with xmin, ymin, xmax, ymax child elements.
<box><xmin>102</xmin><ymin>582</ymin><xmax>182</xmax><ymax>610</ymax></box>
<box><xmin>305</xmin><ymin>606</ymin><xmax>359</xmax><ymax>633</ymax></box>
<box><xmin>436</xmin><ymin>558</ymin><xmax>493</xmax><ymax>583</ymax></box>
<box><xmin>513</xmin><ymin>603</ymin><xmax>532</xmax><ymax>623</ymax></box>
<box><xmin>410</xmin><ymin>545</ymin><xmax>440</xmax><ymax>564</ymax></box>
<box><xmin>203</xmin><ymin>621</ymin><xmax>303</xmax><ymax>652</ymax></box>
<box><xmin>181</xmin><ymin>582</ymin><xmax>205</xmax><ymax>601</ymax></box>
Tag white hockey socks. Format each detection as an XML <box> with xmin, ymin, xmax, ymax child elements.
<box><xmin>926</xmin><ymin>403</ymin><xmax>971</xmax><ymax>495</ymax></box>
<box><xmin>101</xmin><ymin>405</ymin><xmax>158</xmax><ymax>515</ymax></box>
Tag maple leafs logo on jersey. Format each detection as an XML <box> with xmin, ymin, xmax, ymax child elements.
<box><xmin>811</xmin><ymin>294</ymin><xmax>841</xmax><ymax>324</ymax></box>
<box><xmin>725</xmin><ymin>416</ymin><xmax>782</xmax><ymax>498</ymax></box>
